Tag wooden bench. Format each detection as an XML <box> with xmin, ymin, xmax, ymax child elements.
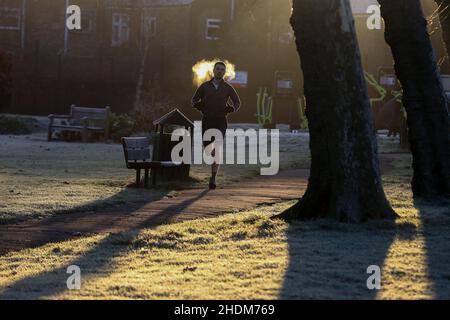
<box><xmin>121</xmin><ymin>137</ymin><xmax>181</xmax><ymax>187</ymax></box>
<box><xmin>48</xmin><ymin>105</ymin><xmax>111</xmax><ymax>142</ymax></box>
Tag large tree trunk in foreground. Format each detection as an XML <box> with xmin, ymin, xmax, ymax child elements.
<box><xmin>279</xmin><ymin>0</ymin><xmax>396</xmax><ymax>222</ymax></box>
<box><xmin>435</xmin><ymin>0</ymin><xmax>450</xmax><ymax>59</ymax></box>
<box><xmin>379</xmin><ymin>0</ymin><xmax>450</xmax><ymax>197</ymax></box>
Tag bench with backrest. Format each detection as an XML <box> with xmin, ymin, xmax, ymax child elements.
<box><xmin>48</xmin><ymin>105</ymin><xmax>111</xmax><ymax>142</ymax></box>
<box><xmin>121</xmin><ymin>137</ymin><xmax>181</xmax><ymax>187</ymax></box>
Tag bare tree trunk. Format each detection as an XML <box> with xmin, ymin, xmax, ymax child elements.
<box><xmin>435</xmin><ymin>0</ymin><xmax>450</xmax><ymax>59</ymax></box>
<box><xmin>279</xmin><ymin>0</ymin><xmax>396</xmax><ymax>222</ymax></box>
<box><xmin>133</xmin><ymin>42</ymin><xmax>150</xmax><ymax>111</ymax></box>
<box><xmin>379</xmin><ymin>0</ymin><xmax>450</xmax><ymax>197</ymax></box>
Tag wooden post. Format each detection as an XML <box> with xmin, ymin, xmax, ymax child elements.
<box><xmin>104</xmin><ymin>106</ymin><xmax>111</xmax><ymax>141</ymax></box>
<box><xmin>152</xmin><ymin>167</ymin><xmax>157</xmax><ymax>186</ymax></box>
<box><xmin>144</xmin><ymin>168</ymin><xmax>149</xmax><ymax>188</ymax></box>
<box><xmin>81</xmin><ymin>117</ymin><xmax>88</xmax><ymax>142</ymax></box>
<box><xmin>136</xmin><ymin>168</ymin><xmax>141</xmax><ymax>187</ymax></box>
<box><xmin>158</xmin><ymin>124</ymin><xmax>165</xmax><ymax>161</ymax></box>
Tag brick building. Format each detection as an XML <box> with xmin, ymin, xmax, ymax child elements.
<box><xmin>1</xmin><ymin>0</ymin><xmax>426</xmax><ymax>123</ymax></box>
<box><xmin>0</xmin><ymin>0</ymin><xmax>198</xmax><ymax>117</ymax></box>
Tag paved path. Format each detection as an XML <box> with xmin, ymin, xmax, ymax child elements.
<box><xmin>0</xmin><ymin>169</ymin><xmax>309</xmax><ymax>255</ymax></box>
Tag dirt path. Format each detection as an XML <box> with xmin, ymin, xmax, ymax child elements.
<box><xmin>0</xmin><ymin>169</ymin><xmax>309</xmax><ymax>255</ymax></box>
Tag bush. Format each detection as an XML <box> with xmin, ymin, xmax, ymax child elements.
<box><xmin>110</xmin><ymin>112</ymin><xmax>134</xmax><ymax>142</ymax></box>
<box><xmin>110</xmin><ymin>96</ymin><xmax>174</xmax><ymax>142</ymax></box>
<box><xmin>110</xmin><ymin>76</ymin><xmax>176</xmax><ymax>142</ymax></box>
<box><xmin>0</xmin><ymin>115</ymin><xmax>32</xmax><ymax>135</ymax></box>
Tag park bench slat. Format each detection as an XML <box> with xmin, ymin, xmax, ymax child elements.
<box><xmin>160</xmin><ymin>161</ymin><xmax>182</xmax><ymax>167</ymax></box>
<box><xmin>123</xmin><ymin>137</ymin><xmax>150</xmax><ymax>148</ymax></box>
<box><xmin>126</xmin><ymin>148</ymin><xmax>151</xmax><ymax>161</ymax></box>
<box><xmin>50</xmin><ymin>125</ymin><xmax>105</xmax><ymax>130</ymax></box>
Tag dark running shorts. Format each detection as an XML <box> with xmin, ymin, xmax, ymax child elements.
<box><xmin>202</xmin><ymin>116</ymin><xmax>228</xmax><ymax>147</ymax></box>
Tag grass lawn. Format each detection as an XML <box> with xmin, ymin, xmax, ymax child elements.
<box><xmin>1</xmin><ymin>125</ymin><xmax>449</xmax><ymax>299</ymax></box>
<box><xmin>0</xmin><ymin>122</ymin><xmax>309</xmax><ymax>224</ymax></box>
<box><xmin>0</xmin><ymin>120</ymin><xmax>450</xmax><ymax>299</ymax></box>
<box><xmin>0</xmin><ymin>170</ymin><xmax>449</xmax><ymax>299</ymax></box>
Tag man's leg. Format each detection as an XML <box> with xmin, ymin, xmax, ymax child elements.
<box><xmin>210</xmin><ymin>122</ymin><xmax>226</xmax><ymax>189</ymax></box>
<box><xmin>211</xmin><ymin>163</ymin><xmax>219</xmax><ymax>186</ymax></box>
<box><xmin>203</xmin><ymin>118</ymin><xmax>226</xmax><ymax>190</ymax></box>
<box><xmin>209</xmin><ymin>142</ymin><xmax>219</xmax><ymax>189</ymax></box>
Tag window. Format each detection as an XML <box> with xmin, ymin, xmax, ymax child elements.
<box><xmin>80</xmin><ymin>10</ymin><xmax>95</xmax><ymax>33</ymax></box>
<box><xmin>112</xmin><ymin>13</ymin><xmax>130</xmax><ymax>46</ymax></box>
<box><xmin>71</xmin><ymin>10</ymin><xmax>96</xmax><ymax>34</ymax></box>
<box><xmin>142</xmin><ymin>16</ymin><xmax>156</xmax><ymax>41</ymax></box>
<box><xmin>206</xmin><ymin>18</ymin><xmax>221</xmax><ymax>40</ymax></box>
<box><xmin>0</xmin><ymin>7</ymin><xmax>21</xmax><ymax>30</ymax></box>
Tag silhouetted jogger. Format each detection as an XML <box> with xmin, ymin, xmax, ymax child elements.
<box><xmin>191</xmin><ymin>61</ymin><xmax>241</xmax><ymax>189</ymax></box>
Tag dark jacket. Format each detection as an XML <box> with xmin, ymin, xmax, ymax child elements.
<box><xmin>191</xmin><ymin>78</ymin><xmax>241</xmax><ymax>118</ymax></box>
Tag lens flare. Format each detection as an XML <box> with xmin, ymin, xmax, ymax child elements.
<box><xmin>192</xmin><ymin>59</ymin><xmax>236</xmax><ymax>87</ymax></box>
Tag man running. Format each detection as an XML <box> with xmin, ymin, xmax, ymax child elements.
<box><xmin>191</xmin><ymin>61</ymin><xmax>241</xmax><ymax>189</ymax></box>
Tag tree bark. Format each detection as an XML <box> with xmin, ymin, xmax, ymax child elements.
<box><xmin>279</xmin><ymin>0</ymin><xmax>396</xmax><ymax>222</ymax></box>
<box><xmin>435</xmin><ymin>0</ymin><xmax>450</xmax><ymax>59</ymax></box>
<box><xmin>378</xmin><ymin>0</ymin><xmax>450</xmax><ymax>197</ymax></box>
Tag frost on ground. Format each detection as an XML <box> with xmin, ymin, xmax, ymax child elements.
<box><xmin>0</xmin><ymin>129</ymin><xmax>450</xmax><ymax>299</ymax></box>
<box><xmin>1</xmin><ymin>127</ymin><xmax>448</xmax><ymax>299</ymax></box>
<box><xmin>0</xmin><ymin>125</ymin><xmax>309</xmax><ymax>223</ymax></box>
<box><xmin>0</xmin><ymin>179</ymin><xmax>449</xmax><ymax>299</ymax></box>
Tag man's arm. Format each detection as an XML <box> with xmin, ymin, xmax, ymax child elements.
<box><xmin>228</xmin><ymin>85</ymin><xmax>241</xmax><ymax>112</ymax></box>
<box><xmin>192</xmin><ymin>84</ymin><xmax>204</xmax><ymax>110</ymax></box>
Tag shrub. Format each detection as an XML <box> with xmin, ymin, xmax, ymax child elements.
<box><xmin>109</xmin><ymin>112</ymin><xmax>134</xmax><ymax>142</ymax></box>
<box><xmin>110</xmin><ymin>75</ymin><xmax>176</xmax><ymax>142</ymax></box>
<box><xmin>110</xmin><ymin>97</ymin><xmax>174</xmax><ymax>142</ymax></box>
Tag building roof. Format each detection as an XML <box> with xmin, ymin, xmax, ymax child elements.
<box><xmin>153</xmin><ymin>108</ymin><xmax>194</xmax><ymax>127</ymax></box>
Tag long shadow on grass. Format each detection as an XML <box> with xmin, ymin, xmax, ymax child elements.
<box><xmin>415</xmin><ymin>198</ymin><xmax>450</xmax><ymax>299</ymax></box>
<box><xmin>0</xmin><ymin>189</ymin><xmax>210</xmax><ymax>299</ymax></box>
<box><xmin>280</xmin><ymin>218</ymin><xmax>416</xmax><ymax>299</ymax></box>
<box><xmin>0</xmin><ymin>185</ymin><xmax>172</xmax><ymax>255</ymax></box>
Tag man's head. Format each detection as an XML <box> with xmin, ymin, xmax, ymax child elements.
<box><xmin>213</xmin><ymin>61</ymin><xmax>226</xmax><ymax>80</ymax></box>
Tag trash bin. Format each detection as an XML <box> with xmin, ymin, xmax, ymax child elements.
<box><xmin>151</xmin><ymin>108</ymin><xmax>194</xmax><ymax>181</ymax></box>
